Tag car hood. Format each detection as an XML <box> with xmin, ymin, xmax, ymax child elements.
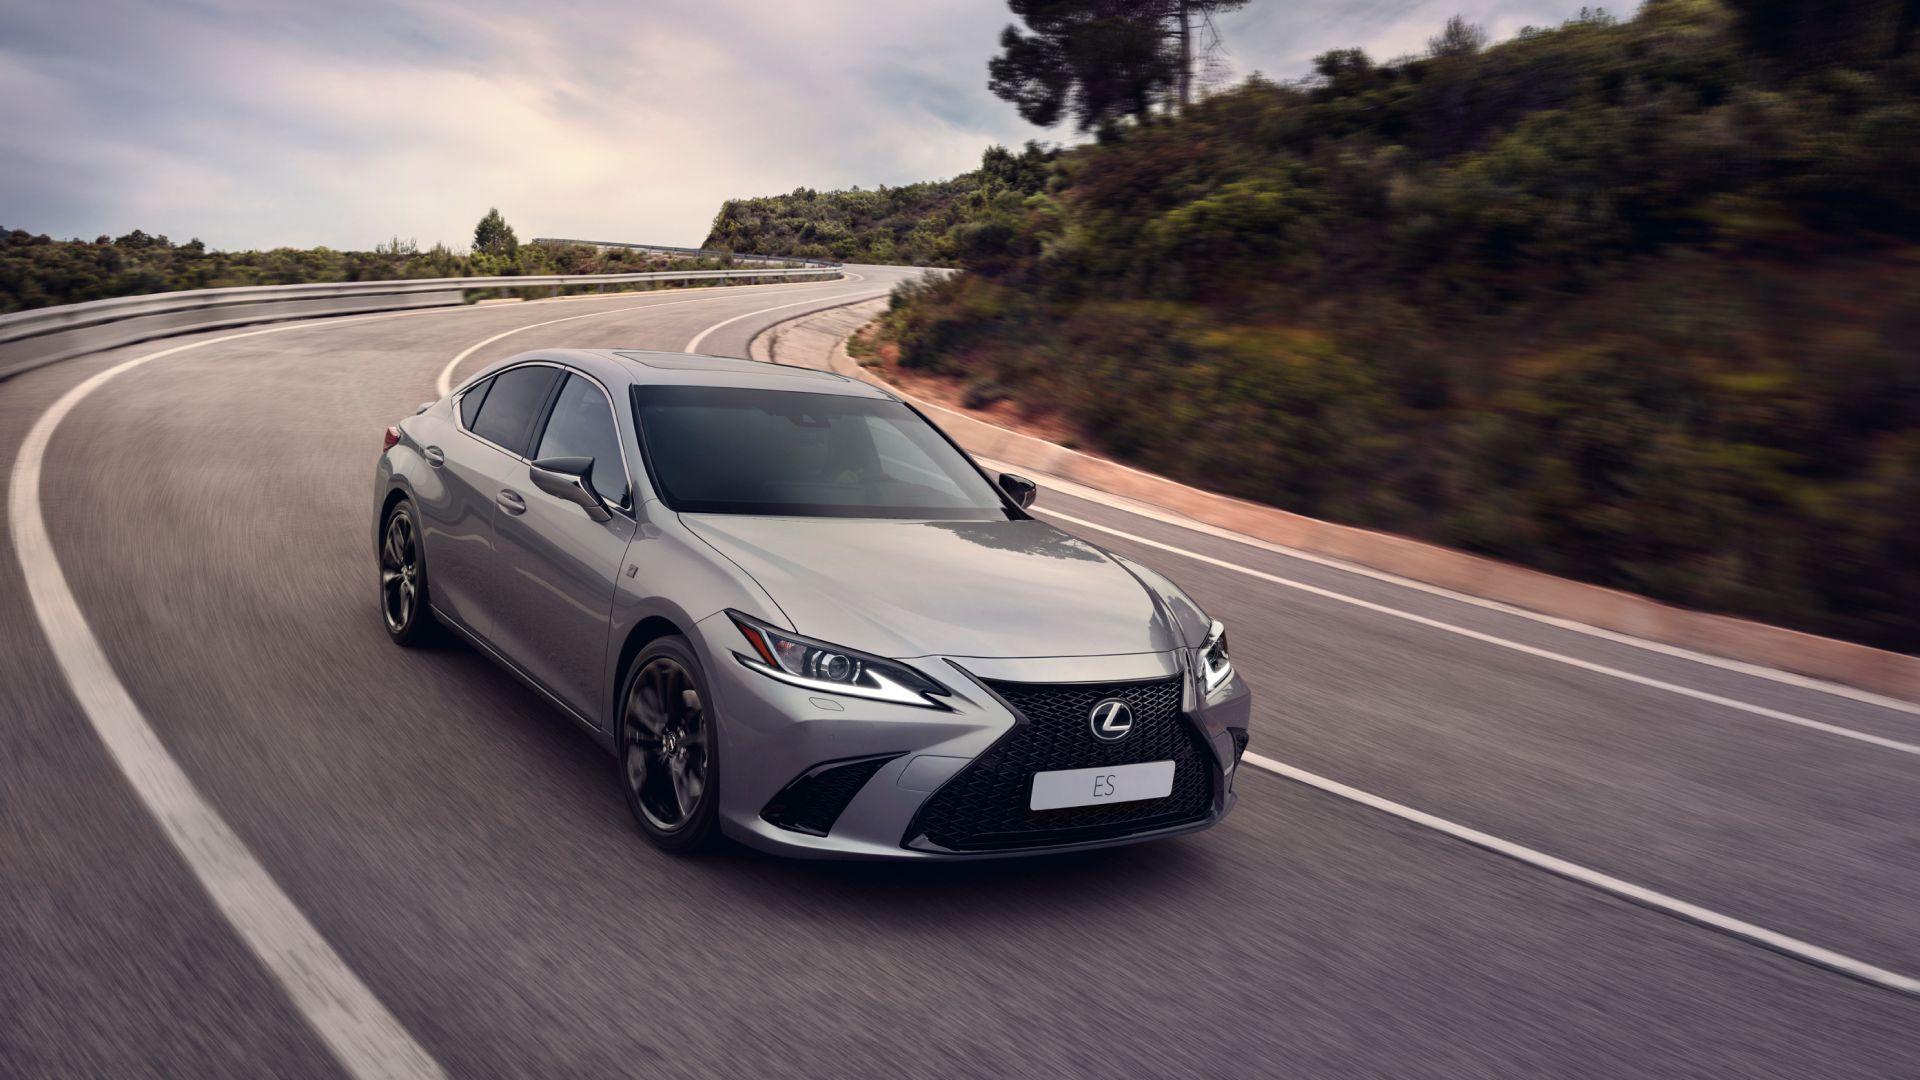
<box><xmin>680</xmin><ymin>515</ymin><xmax>1180</xmax><ymax>659</ymax></box>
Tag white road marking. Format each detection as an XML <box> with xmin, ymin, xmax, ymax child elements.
<box><xmin>434</xmin><ymin>276</ymin><xmax>865</xmax><ymax>397</ymax></box>
<box><xmin>682</xmin><ymin>289</ymin><xmax>888</xmax><ymax>353</ymax></box>
<box><xmin>10</xmin><ymin>320</ymin><xmax>448</xmax><ymax>1080</ymax></box>
<box><xmin>989</xmin><ymin>460</ymin><xmax>1920</xmax><ymax>719</ymax></box>
<box><xmin>1241</xmin><ymin>752</ymin><xmax>1920</xmax><ymax>997</ymax></box>
<box><xmin>1040</xmin><ymin>508</ymin><xmax>1920</xmax><ymax>756</ymax></box>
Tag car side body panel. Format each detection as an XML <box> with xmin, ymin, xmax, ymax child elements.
<box><xmin>406</xmin><ymin>403</ymin><xmax>503</xmax><ymax>637</ymax></box>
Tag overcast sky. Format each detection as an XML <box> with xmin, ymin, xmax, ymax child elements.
<box><xmin>1</xmin><ymin>0</ymin><xmax>1581</xmax><ymax>250</ymax></box>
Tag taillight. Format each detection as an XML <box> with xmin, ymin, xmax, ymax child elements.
<box><xmin>382</xmin><ymin>426</ymin><xmax>402</xmax><ymax>452</ymax></box>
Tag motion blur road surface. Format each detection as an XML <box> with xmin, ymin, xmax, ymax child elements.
<box><xmin>3</xmin><ymin>267</ymin><xmax>1916</xmax><ymax>1078</ymax></box>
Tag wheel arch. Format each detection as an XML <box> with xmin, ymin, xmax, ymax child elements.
<box><xmin>610</xmin><ymin>614</ymin><xmax>689</xmax><ymax>730</ymax></box>
<box><xmin>375</xmin><ymin>484</ymin><xmax>412</xmax><ymax>557</ymax></box>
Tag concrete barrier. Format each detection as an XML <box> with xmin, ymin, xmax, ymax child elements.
<box><xmin>754</xmin><ymin>299</ymin><xmax>1920</xmax><ymax>703</ymax></box>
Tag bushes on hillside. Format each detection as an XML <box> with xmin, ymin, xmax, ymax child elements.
<box><xmin>701</xmin><ymin>143</ymin><xmax>1058</xmax><ymax>265</ymax></box>
<box><xmin>876</xmin><ymin>1</ymin><xmax>1920</xmax><ymax>650</ymax></box>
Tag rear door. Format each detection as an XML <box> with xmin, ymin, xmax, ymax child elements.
<box><xmin>489</xmin><ymin>370</ymin><xmax>637</xmax><ymax>724</ymax></box>
<box><xmin>423</xmin><ymin>363</ymin><xmax>563</xmax><ymax>638</ymax></box>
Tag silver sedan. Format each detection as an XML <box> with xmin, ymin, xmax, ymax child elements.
<box><xmin>373</xmin><ymin>348</ymin><xmax>1250</xmax><ymax>858</ymax></box>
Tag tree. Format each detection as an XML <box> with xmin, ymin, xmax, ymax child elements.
<box><xmin>472</xmin><ymin>208</ymin><xmax>518</xmax><ymax>257</ymax></box>
<box><xmin>987</xmin><ymin>1</ymin><xmax>1247</xmax><ymax>132</ymax></box>
<box><xmin>1310</xmin><ymin>47</ymin><xmax>1376</xmax><ymax>99</ymax></box>
<box><xmin>1428</xmin><ymin>14</ymin><xmax>1488</xmax><ymax>57</ymax></box>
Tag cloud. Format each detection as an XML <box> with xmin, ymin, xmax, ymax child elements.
<box><xmin>0</xmin><ymin>0</ymin><xmax>1591</xmax><ymax>250</ymax></box>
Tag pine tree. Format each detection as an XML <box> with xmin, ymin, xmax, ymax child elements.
<box><xmin>473</xmin><ymin>208</ymin><xmax>518</xmax><ymax>257</ymax></box>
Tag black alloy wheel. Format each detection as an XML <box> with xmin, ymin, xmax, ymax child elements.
<box><xmin>379</xmin><ymin>502</ymin><xmax>436</xmax><ymax>646</ymax></box>
<box><xmin>619</xmin><ymin>636</ymin><xmax>720</xmax><ymax>852</ymax></box>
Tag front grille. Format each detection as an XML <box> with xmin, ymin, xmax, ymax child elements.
<box><xmin>762</xmin><ymin>754</ymin><xmax>901</xmax><ymax>836</ymax></box>
<box><xmin>907</xmin><ymin>675</ymin><xmax>1215</xmax><ymax>852</ymax></box>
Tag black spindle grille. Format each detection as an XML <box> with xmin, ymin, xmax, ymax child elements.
<box><xmin>908</xmin><ymin>675</ymin><xmax>1215</xmax><ymax>852</ymax></box>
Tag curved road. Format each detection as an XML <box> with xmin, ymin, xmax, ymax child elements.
<box><xmin>2</xmin><ymin>267</ymin><xmax>1916</xmax><ymax>1078</ymax></box>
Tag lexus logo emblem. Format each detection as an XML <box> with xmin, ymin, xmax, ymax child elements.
<box><xmin>1088</xmin><ymin>699</ymin><xmax>1134</xmax><ymax>741</ymax></box>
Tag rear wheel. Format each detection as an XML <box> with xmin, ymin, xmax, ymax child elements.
<box><xmin>618</xmin><ymin>636</ymin><xmax>720</xmax><ymax>852</ymax></box>
<box><xmin>378</xmin><ymin>500</ymin><xmax>437</xmax><ymax>646</ymax></box>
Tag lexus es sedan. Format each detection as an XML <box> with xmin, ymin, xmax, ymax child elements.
<box><xmin>373</xmin><ymin>348</ymin><xmax>1251</xmax><ymax>858</ymax></box>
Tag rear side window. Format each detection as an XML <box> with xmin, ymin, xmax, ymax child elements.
<box><xmin>469</xmin><ymin>365</ymin><xmax>561</xmax><ymax>456</ymax></box>
<box><xmin>534</xmin><ymin>374</ymin><xmax>629</xmax><ymax>507</ymax></box>
<box><xmin>458</xmin><ymin>377</ymin><xmax>493</xmax><ymax>428</ymax></box>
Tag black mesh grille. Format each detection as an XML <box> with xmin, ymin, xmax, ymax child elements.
<box><xmin>762</xmin><ymin>754</ymin><xmax>901</xmax><ymax>836</ymax></box>
<box><xmin>908</xmin><ymin>675</ymin><xmax>1215</xmax><ymax>852</ymax></box>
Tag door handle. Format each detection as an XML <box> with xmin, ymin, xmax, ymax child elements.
<box><xmin>423</xmin><ymin>445</ymin><xmax>445</xmax><ymax>468</ymax></box>
<box><xmin>497</xmin><ymin>489</ymin><xmax>527</xmax><ymax>515</ymax></box>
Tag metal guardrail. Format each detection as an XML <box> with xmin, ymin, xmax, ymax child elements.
<box><xmin>527</xmin><ymin>239</ymin><xmax>838</xmax><ymax>268</ymax></box>
<box><xmin>0</xmin><ymin>265</ymin><xmax>841</xmax><ymax>381</ymax></box>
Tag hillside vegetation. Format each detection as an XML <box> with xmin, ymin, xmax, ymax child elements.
<box><xmin>873</xmin><ymin>0</ymin><xmax>1920</xmax><ymax>650</ymax></box>
<box><xmin>0</xmin><ymin>230</ymin><xmax>731</xmax><ymax>315</ymax></box>
<box><xmin>701</xmin><ymin>144</ymin><xmax>1056</xmax><ymax>265</ymax></box>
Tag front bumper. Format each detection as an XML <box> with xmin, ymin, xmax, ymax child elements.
<box><xmin>693</xmin><ymin>612</ymin><xmax>1252</xmax><ymax>860</ymax></box>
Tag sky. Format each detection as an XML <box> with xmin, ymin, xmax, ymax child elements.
<box><xmin>0</xmin><ymin>0</ymin><xmax>1582</xmax><ymax>251</ymax></box>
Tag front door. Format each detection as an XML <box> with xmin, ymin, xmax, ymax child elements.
<box><xmin>489</xmin><ymin>371</ymin><xmax>636</xmax><ymax>724</ymax></box>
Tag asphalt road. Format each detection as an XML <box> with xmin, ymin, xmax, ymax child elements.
<box><xmin>2</xmin><ymin>267</ymin><xmax>1916</xmax><ymax>1078</ymax></box>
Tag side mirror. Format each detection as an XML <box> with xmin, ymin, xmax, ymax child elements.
<box><xmin>997</xmin><ymin>472</ymin><xmax>1038</xmax><ymax>510</ymax></box>
<box><xmin>529</xmin><ymin>456</ymin><xmax>613</xmax><ymax>522</ymax></box>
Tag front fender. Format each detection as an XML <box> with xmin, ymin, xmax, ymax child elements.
<box><xmin>600</xmin><ymin>502</ymin><xmax>789</xmax><ymax>734</ymax></box>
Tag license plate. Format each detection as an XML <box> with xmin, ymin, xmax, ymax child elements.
<box><xmin>1030</xmin><ymin>760</ymin><xmax>1176</xmax><ymax>811</ymax></box>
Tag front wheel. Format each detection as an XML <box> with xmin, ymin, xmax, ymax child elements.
<box><xmin>618</xmin><ymin>636</ymin><xmax>721</xmax><ymax>853</ymax></box>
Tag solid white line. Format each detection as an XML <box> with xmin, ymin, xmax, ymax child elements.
<box><xmin>1240</xmin><ymin>752</ymin><xmax>1920</xmax><ymax>996</ymax></box>
<box><xmin>435</xmin><ymin>276</ymin><xmax>866</xmax><ymax>397</ymax></box>
<box><xmin>9</xmin><ymin>320</ymin><xmax>448</xmax><ymax>1080</ymax></box>
<box><xmin>682</xmin><ymin>289</ymin><xmax>889</xmax><ymax>354</ymax></box>
<box><xmin>1039</xmin><ymin>508</ymin><xmax>1920</xmax><ymax>756</ymax></box>
<box><xmin>993</xmin><ymin>461</ymin><xmax>1920</xmax><ymax>719</ymax></box>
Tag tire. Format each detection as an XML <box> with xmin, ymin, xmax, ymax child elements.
<box><xmin>378</xmin><ymin>499</ymin><xmax>438</xmax><ymax>647</ymax></box>
<box><xmin>617</xmin><ymin>635</ymin><xmax>721</xmax><ymax>853</ymax></box>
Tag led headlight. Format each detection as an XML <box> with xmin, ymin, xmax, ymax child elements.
<box><xmin>1200</xmin><ymin>619</ymin><xmax>1233</xmax><ymax>692</ymax></box>
<box><xmin>728</xmin><ymin>611</ymin><xmax>950</xmax><ymax>708</ymax></box>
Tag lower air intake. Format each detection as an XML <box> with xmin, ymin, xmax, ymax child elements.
<box><xmin>761</xmin><ymin>754</ymin><xmax>901</xmax><ymax>836</ymax></box>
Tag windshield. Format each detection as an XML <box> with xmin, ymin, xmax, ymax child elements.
<box><xmin>632</xmin><ymin>384</ymin><xmax>1011</xmax><ymax>519</ymax></box>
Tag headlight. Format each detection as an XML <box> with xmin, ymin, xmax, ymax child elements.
<box><xmin>728</xmin><ymin>611</ymin><xmax>950</xmax><ymax>709</ymax></box>
<box><xmin>1200</xmin><ymin>619</ymin><xmax>1233</xmax><ymax>692</ymax></box>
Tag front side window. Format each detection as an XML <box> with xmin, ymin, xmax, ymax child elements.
<box><xmin>468</xmin><ymin>365</ymin><xmax>561</xmax><ymax>456</ymax></box>
<box><xmin>535</xmin><ymin>374</ymin><xmax>629</xmax><ymax>507</ymax></box>
<box><xmin>633</xmin><ymin>385</ymin><xmax>1009</xmax><ymax>519</ymax></box>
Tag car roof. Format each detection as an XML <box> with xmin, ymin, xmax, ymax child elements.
<box><xmin>483</xmin><ymin>348</ymin><xmax>897</xmax><ymax>400</ymax></box>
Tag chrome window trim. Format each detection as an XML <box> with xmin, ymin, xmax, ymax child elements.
<box><xmin>453</xmin><ymin>359</ymin><xmax>637</xmax><ymax>516</ymax></box>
